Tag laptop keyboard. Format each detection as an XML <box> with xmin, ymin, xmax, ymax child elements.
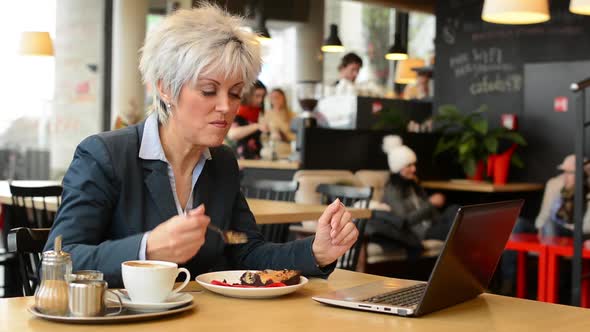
<box><xmin>363</xmin><ymin>283</ymin><xmax>427</xmax><ymax>307</ymax></box>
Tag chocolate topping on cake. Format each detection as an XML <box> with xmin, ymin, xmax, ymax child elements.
<box><xmin>240</xmin><ymin>270</ymin><xmax>301</xmax><ymax>286</ymax></box>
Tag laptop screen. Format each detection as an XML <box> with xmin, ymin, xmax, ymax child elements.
<box><xmin>416</xmin><ymin>200</ymin><xmax>523</xmax><ymax>316</ymax></box>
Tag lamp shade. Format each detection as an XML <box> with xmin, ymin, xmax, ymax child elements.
<box><xmin>482</xmin><ymin>0</ymin><xmax>549</xmax><ymax>24</ymax></box>
<box><xmin>254</xmin><ymin>6</ymin><xmax>271</xmax><ymax>42</ymax></box>
<box><xmin>321</xmin><ymin>24</ymin><xmax>344</xmax><ymax>53</ymax></box>
<box><xmin>570</xmin><ymin>0</ymin><xmax>590</xmax><ymax>15</ymax></box>
<box><xmin>255</xmin><ymin>25</ymin><xmax>271</xmax><ymax>42</ymax></box>
<box><xmin>19</xmin><ymin>31</ymin><xmax>54</xmax><ymax>56</ymax></box>
<box><xmin>386</xmin><ymin>12</ymin><xmax>409</xmax><ymax>61</ymax></box>
<box><xmin>395</xmin><ymin>58</ymin><xmax>425</xmax><ymax>84</ymax></box>
<box><xmin>385</xmin><ymin>34</ymin><xmax>408</xmax><ymax>61</ymax></box>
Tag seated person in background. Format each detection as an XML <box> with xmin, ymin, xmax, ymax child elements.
<box><xmin>44</xmin><ymin>4</ymin><xmax>358</xmax><ymax>287</ymax></box>
<box><xmin>226</xmin><ymin>80</ymin><xmax>268</xmax><ymax>159</ymax></box>
<box><xmin>367</xmin><ymin>135</ymin><xmax>458</xmax><ymax>257</ymax></box>
<box><xmin>403</xmin><ymin>71</ymin><xmax>431</xmax><ymax>101</ymax></box>
<box><xmin>259</xmin><ymin>88</ymin><xmax>295</xmax><ymax>158</ymax></box>
<box><xmin>500</xmin><ymin>154</ymin><xmax>590</xmax><ymax>294</ymax></box>
<box><xmin>540</xmin><ymin>154</ymin><xmax>590</xmax><ymax>236</ymax></box>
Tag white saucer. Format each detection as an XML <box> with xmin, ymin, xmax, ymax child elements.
<box><xmin>108</xmin><ymin>291</ymin><xmax>193</xmax><ymax>312</ymax></box>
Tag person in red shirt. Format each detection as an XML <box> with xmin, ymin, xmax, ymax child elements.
<box><xmin>227</xmin><ymin>80</ymin><xmax>268</xmax><ymax>159</ymax></box>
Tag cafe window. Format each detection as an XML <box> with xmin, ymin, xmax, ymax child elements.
<box><xmin>0</xmin><ymin>0</ymin><xmax>56</xmax><ymax>179</ymax></box>
<box><xmin>323</xmin><ymin>0</ymin><xmax>435</xmax><ymax>93</ymax></box>
<box><xmin>258</xmin><ymin>26</ymin><xmax>298</xmax><ymax>112</ymax></box>
<box><xmin>0</xmin><ymin>0</ymin><xmax>106</xmax><ymax>180</ymax></box>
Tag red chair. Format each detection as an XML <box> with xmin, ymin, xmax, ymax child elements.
<box><xmin>545</xmin><ymin>237</ymin><xmax>590</xmax><ymax>307</ymax></box>
<box><xmin>504</xmin><ymin>233</ymin><xmax>548</xmax><ymax>301</ymax></box>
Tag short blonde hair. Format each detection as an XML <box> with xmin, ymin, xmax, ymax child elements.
<box><xmin>139</xmin><ymin>2</ymin><xmax>262</xmax><ymax>124</ymax></box>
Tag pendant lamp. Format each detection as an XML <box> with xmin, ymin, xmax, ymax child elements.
<box><xmin>482</xmin><ymin>0</ymin><xmax>550</xmax><ymax>24</ymax></box>
<box><xmin>253</xmin><ymin>2</ymin><xmax>271</xmax><ymax>42</ymax></box>
<box><xmin>570</xmin><ymin>0</ymin><xmax>590</xmax><ymax>15</ymax></box>
<box><xmin>385</xmin><ymin>12</ymin><xmax>408</xmax><ymax>61</ymax></box>
<box><xmin>395</xmin><ymin>58</ymin><xmax>425</xmax><ymax>84</ymax></box>
<box><xmin>19</xmin><ymin>31</ymin><xmax>54</xmax><ymax>56</ymax></box>
<box><xmin>321</xmin><ymin>24</ymin><xmax>344</xmax><ymax>53</ymax></box>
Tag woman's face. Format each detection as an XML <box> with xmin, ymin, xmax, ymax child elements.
<box><xmin>563</xmin><ymin>171</ymin><xmax>575</xmax><ymax>191</ymax></box>
<box><xmin>168</xmin><ymin>73</ymin><xmax>244</xmax><ymax>147</ymax></box>
<box><xmin>270</xmin><ymin>91</ymin><xmax>286</xmax><ymax>110</ymax></box>
<box><xmin>399</xmin><ymin>163</ymin><xmax>417</xmax><ymax>181</ymax></box>
<box><xmin>250</xmin><ymin>88</ymin><xmax>266</xmax><ymax>108</ymax></box>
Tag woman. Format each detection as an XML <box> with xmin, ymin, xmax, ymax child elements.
<box><xmin>260</xmin><ymin>88</ymin><xmax>295</xmax><ymax>158</ymax></box>
<box><xmin>44</xmin><ymin>4</ymin><xmax>358</xmax><ymax>287</ymax></box>
<box><xmin>226</xmin><ymin>80</ymin><xmax>267</xmax><ymax>159</ymax></box>
<box><xmin>367</xmin><ymin>135</ymin><xmax>457</xmax><ymax>255</ymax></box>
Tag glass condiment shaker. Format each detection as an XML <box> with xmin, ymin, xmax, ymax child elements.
<box><xmin>35</xmin><ymin>235</ymin><xmax>72</xmax><ymax>316</ymax></box>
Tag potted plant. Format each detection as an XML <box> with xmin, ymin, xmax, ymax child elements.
<box><xmin>372</xmin><ymin>108</ymin><xmax>409</xmax><ymax>131</ymax></box>
<box><xmin>433</xmin><ymin>104</ymin><xmax>527</xmax><ymax>182</ymax></box>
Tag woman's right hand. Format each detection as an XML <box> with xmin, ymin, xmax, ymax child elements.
<box><xmin>146</xmin><ymin>204</ymin><xmax>210</xmax><ymax>263</ymax></box>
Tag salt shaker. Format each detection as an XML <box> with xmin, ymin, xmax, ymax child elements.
<box><xmin>35</xmin><ymin>235</ymin><xmax>72</xmax><ymax>316</ymax></box>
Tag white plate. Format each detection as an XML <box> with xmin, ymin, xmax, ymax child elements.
<box><xmin>195</xmin><ymin>270</ymin><xmax>308</xmax><ymax>299</ymax></box>
<box><xmin>108</xmin><ymin>291</ymin><xmax>194</xmax><ymax>312</ymax></box>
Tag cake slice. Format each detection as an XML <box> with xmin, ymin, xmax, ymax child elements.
<box><xmin>240</xmin><ymin>270</ymin><xmax>301</xmax><ymax>286</ymax></box>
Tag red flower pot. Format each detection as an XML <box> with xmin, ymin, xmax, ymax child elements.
<box><xmin>487</xmin><ymin>144</ymin><xmax>517</xmax><ymax>185</ymax></box>
<box><xmin>467</xmin><ymin>160</ymin><xmax>486</xmax><ymax>181</ymax></box>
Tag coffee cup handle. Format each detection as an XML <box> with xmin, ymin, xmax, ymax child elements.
<box><xmin>104</xmin><ymin>290</ymin><xmax>123</xmax><ymax>316</ymax></box>
<box><xmin>170</xmin><ymin>268</ymin><xmax>191</xmax><ymax>296</ymax></box>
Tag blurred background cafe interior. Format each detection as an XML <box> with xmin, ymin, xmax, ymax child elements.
<box><xmin>3</xmin><ymin>0</ymin><xmax>590</xmax><ymax>320</ymax></box>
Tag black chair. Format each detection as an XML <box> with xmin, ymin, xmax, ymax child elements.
<box><xmin>315</xmin><ymin>184</ymin><xmax>373</xmax><ymax>271</ymax></box>
<box><xmin>9</xmin><ymin>184</ymin><xmax>62</xmax><ymax>228</ymax></box>
<box><xmin>242</xmin><ymin>180</ymin><xmax>299</xmax><ymax>243</ymax></box>
<box><xmin>7</xmin><ymin>227</ymin><xmax>51</xmax><ymax>296</ymax></box>
<box><xmin>0</xmin><ymin>248</ymin><xmax>18</xmax><ymax>298</ymax></box>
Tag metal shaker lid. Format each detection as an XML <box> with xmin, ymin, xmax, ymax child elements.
<box><xmin>42</xmin><ymin>235</ymin><xmax>71</xmax><ymax>262</ymax></box>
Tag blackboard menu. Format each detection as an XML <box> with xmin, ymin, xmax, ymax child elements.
<box><xmin>435</xmin><ymin>0</ymin><xmax>590</xmax><ymax>120</ymax></box>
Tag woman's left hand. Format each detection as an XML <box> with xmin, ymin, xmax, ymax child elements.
<box><xmin>312</xmin><ymin>199</ymin><xmax>359</xmax><ymax>267</ymax></box>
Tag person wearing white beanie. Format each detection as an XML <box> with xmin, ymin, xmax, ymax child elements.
<box><xmin>365</xmin><ymin>135</ymin><xmax>458</xmax><ymax>256</ymax></box>
<box><xmin>382</xmin><ymin>135</ymin><xmax>417</xmax><ymax>174</ymax></box>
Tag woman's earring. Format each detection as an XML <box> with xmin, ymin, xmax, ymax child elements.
<box><xmin>166</xmin><ymin>102</ymin><xmax>172</xmax><ymax>113</ymax></box>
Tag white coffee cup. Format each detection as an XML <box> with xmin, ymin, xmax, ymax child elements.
<box><xmin>121</xmin><ymin>260</ymin><xmax>190</xmax><ymax>303</ymax></box>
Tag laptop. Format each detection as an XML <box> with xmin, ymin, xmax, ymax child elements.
<box><xmin>313</xmin><ymin>199</ymin><xmax>524</xmax><ymax>317</ymax></box>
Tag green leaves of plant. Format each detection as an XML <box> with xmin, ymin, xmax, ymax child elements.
<box><xmin>433</xmin><ymin>104</ymin><xmax>527</xmax><ymax>177</ymax></box>
<box><xmin>470</xmin><ymin>118</ymin><xmax>488</xmax><ymax>135</ymax></box>
<box><xmin>463</xmin><ymin>158</ymin><xmax>477</xmax><ymax>177</ymax></box>
<box><xmin>511</xmin><ymin>153</ymin><xmax>525</xmax><ymax>168</ymax></box>
<box><xmin>498</xmin><ymin>131</ymin><xmax>527</xmax><ymax>146</ymax></box>
<box><xmin>372</xmin><ymin>108</ymin><xmax>409</xmax><ymax>130</ymax></box>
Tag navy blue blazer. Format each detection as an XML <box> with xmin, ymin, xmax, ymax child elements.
<box><xmin>45</xmin><ymin>121</ymin><xmax>331</xmax><ymax>287</ymax></box>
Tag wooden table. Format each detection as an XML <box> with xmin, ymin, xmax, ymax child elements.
<box><xmin>238</xmin><ymin>159</ymin><xmax>299</xmax><ymax>170</ymax></box>
<box><xmin>3</xmin><ymin>269</ymin><xmax>590</xmax><ymax>331</ymax></box>
<box><xmin>0</xmin><ymin>182</ymin><xmax>371</xmax><ymax>225</ymax></box>
<box><xmin>421</xmin><ymin>180</ymin><xmax>544</xmax><ymax>193</ymax></box>
<box><xmin>248</xmin><ymin>199</ymin><xmax>371</xmax><ymax>224</ymax></box>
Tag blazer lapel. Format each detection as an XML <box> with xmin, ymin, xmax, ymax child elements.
<box><xmin>193</xmin><ymin>162</ymin><xmax>211</xmax><ymax>213</ymax></box>
<box><xmin>143</xmin><ymin>159</ymin><xmax>178</xmax><ymax>221</ymax></box>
